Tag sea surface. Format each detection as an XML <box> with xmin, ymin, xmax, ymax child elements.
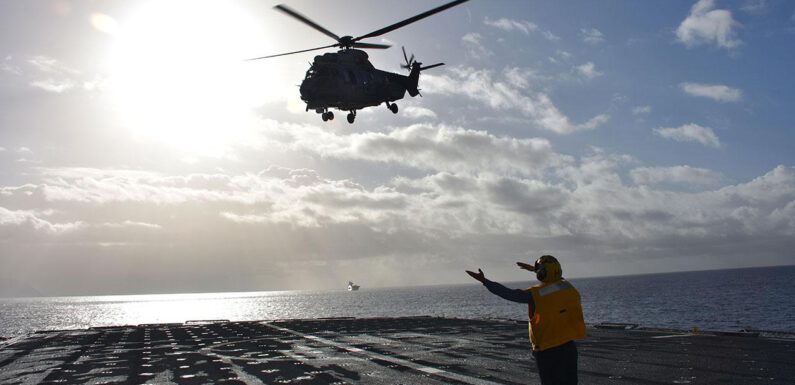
<box><xmin>1</xmin><ymin>266</ymin><xmax>794</xmax><ymax>337</ymax></box>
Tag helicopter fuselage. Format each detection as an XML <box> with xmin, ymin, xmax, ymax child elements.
<box><xmin>299</xmin><ymin>50</ymin><xmax>418</xmax><ymax>116</ymax></box>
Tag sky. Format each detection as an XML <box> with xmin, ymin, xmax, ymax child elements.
<box><xmin>1</xmin><ymin>0</ymin><xmax>794</xmax><ymax>296</ymax></box>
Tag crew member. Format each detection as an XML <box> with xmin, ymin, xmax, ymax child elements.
<box><xmin>466</xmin><ymin>255</ymin><xmax>586</xmax><ymax>385</ymax></box>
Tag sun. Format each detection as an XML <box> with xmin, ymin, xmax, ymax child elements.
<box><xmin>110</xmin><ymin>0</ymin><xmax>273</xmax><ymax>157</ymax></box>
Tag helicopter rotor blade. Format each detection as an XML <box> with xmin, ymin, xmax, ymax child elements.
<box><xmin>402</xmin><ymin>46</ymin><xmax>409</xmax><ymax>64</ymax></box>
<box><xmin>246</xmin><ymin>43</ymin><xmax>339</xmax><ymax>60</ymax></box>
<box><xmin>353</xmin><ymin>0</ymin><xmax>469</xmax><ymax>42</ymax></box>
<box><xmin>351</xmin><ymin>42</ymin><xmax>391</xmax><ymax>49</ymax></box>
<box><xmin>420</xmin><ymin>62</ymin><xmax>445</xmax><ymax>71</ymax></box>
<box><xmin>274</xmin><ymin>4</ymin><xmax>341</xmax><ymax>42</ymax></box>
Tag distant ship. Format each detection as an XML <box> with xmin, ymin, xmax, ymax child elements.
<box><xmin>347</xmin><ymin>281</ymin><xmax>360</xmax><ymax>291</ymax></box>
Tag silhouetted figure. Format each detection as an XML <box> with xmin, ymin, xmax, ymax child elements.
<box><xmin>467</xmin><ymin>255</ymin><xmax>586</xmax><ymax>385</ymax></box>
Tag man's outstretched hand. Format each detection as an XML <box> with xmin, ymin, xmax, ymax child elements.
<box><xmin>466</xmin><ymin>268</ymin><xmax>486</xmax><ymax>283</ymax></box>
<box><xmin>516</xmin><ymin>261</ymin><xmax>535</xmax><ymax>271</ymax></box>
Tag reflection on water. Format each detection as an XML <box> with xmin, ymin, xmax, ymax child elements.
<box><xmin>2</xmin><ymin>266</ymin><xmax>794</xmax><ymax>336</ymax></box>
<box><xmin>1</xmin><ymin>286</ymin><xmax>519</xmax><ymax>337</ymax></box>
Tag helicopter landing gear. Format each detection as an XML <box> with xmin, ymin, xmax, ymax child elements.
<box><xmin>319</xmin><ymin>109</ymin><xmax>334</xmax><ymax>122</ymax></box>
<box><xmin>347</xmin><ymin>110</ymin><xmax>356</xmax><ymax>124</ymax></box>
<box><xmin>386</xmin><ymin>101</ymin><xmax>399</xmax><ymax>114</ymax></box>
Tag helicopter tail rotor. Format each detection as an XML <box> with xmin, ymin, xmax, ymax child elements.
<box><xmin>400</xmin><ymin>46</ymin><xmax>416</xmax><ymax>71</ymax></box>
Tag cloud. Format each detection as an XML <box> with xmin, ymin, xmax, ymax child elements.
<box><xmin>1</xmin><ymin>56</ymin><xmax>22</xmax><ymax>76</ymax></box>
<box><xmin>30</xmin><ymin>78</ymin><xmax>77</xmax><ymax>93</ymax></box>
<box><xmin>101</xmin><ymin>220</ymin><xmax>162</xmax><ymax>230</ymax></box>
<box><xmin>0</xmin><ymin>207</ymin><xmax>83</xmax><ymax>236</ymax></box>
<box><xmin>422</xmin><ymin>67</ymin><xmax>609</xmax><ymax>134</ymax></box>
<box><xmin>581</xmin><ymin>28</ymin><xmax>605</xmax><ymax>44</ymax></box>
<box><xmin>261</xmin><ymin>122</ymin><xmax>572</xmax><ymax>177</ymax></box>
<box><xmin>484</xmin><ymin>17</ymin><xmax>537</xmax><ymax>34</ymax></box>
<box><xmin>462</xmin><ymin>33</ymin><xmax>492</xmax><ymax>59</ymax></box>
<box><xmin>483</xmin><ymin>17</ymin><xmax>560</xmax><ymax>41</ymax></box>
<box><xmin>548</xmin><ymin>50</ymin><xmax>571</xmax><ymax>64</ymax></box>
<box><xmin>542</xmin><ymin>31</ymin><xmax>561</xmax><ymax>42</ymax></box>
<box><xmin>8</xmin><ymin>55</ymin><xmax>104</xmax><ymax>94</ymax></box>
<box><xmin>27</xmin><ymin>56</ymin><xmax>76</xmax><ymax>74</ymax></box>
<box><xmin>630</xmin><ymin>165</ymin><xmax>723</xmax><ymax>186</ymax></box>
<box><xmin>576</xmin><ymin>62</ymin><xmax>603</xmax><ymax>79</ymax></box>
<box><xmin>676</xmin><ymin>0</ymin><xmax>741</xmax><ymax>49</ymax></box>
<box><xmin>654</xmin><ymin>123</ymin><xmax>721</xmax><ymax>148</ymax></box>
<box><xmin>680</xmin><ymin>82</ymin><xmax>742</xmax><ymax>102</ymax></box>
<box><xmin>632</xmin><ymin>105</ymin><xmax>652</xmax><ymax>115</ymax></box>
<box><xmin>3</xmin><ymin>156</ymin><xmax>795</xmax><ymax>294</ymax></box>
<box><xmin>402</xmin><ymin>106</ymin><xmax>437</xmax><ymax>119</ymax></box>
<box><xmin>503</xmin><ymin>66</ymin><xmax>543</xmax><ymax>88</ymax></box>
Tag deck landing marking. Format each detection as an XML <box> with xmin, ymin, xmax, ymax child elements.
<box><xmin>263</xmin><ymin>322</ymin><xmax>507</xmax><ymax>385</ymax></box>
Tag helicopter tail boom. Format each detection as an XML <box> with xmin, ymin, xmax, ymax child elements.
<box><xmin>405</xmin><ymin>61</ymin><xmax>444</xmax><ymax>97</ymax></box>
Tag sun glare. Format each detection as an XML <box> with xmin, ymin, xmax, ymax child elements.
<box><xmin>110</xmin><ymin>0</ymin><xmax>272</xmax><ymax>156</ymax></box>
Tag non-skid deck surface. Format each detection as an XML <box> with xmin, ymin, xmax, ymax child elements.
<box><xmin>0</xmin><ymin>317</ymin><xmax>793</xmax><ymax>384</ymax></box>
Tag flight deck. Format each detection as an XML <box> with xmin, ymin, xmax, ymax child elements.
<box><xmin>1</xmin><ymin>317</ymin><xmax>793</xmax><ymax>384</ymax></box>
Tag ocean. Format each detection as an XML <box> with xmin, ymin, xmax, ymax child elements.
<box><xmin>1</xmin><ymin>265</ymin><xmax>793</xmax><ymax>337</ymax></box>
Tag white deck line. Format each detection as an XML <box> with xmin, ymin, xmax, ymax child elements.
<box><xmin>263</xmin><ymin>322</ymin><xmax>507</xmax><ymax>385</ymax></box>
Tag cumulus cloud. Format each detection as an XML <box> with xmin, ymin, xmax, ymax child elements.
<box><xmin>402</xmin><ymin>106</ymin><xmax>437</xmax><ymax>120</ymax></box>
<box><xmin>3</xmin><ymin>153</ymin><xmax>795</xmax><ymax>294</ymax></box>
<box><xmin>581</xmin><ymin>28</ymin><xmax>605</xmax><ymax>44</ymax></box>
<box><xmin>680</xmin><ymin>82</ymin><xmax>742</xmax><ymax>102</ymax></box>
<box><xmin>654</xmin><ymin>123</ymin><xmax>721</xmax><ymax>148</ymax></box>
<box><xmin>503</xmin><ymin>66</ymin><xmax>542</xmax><ymax>88</ymax></box>
<box><xmin>422</xmin><ymin>67</ymin><xmax>609</xmax><ymax>134</ymax></box>
<box><xmin>484</xmin><ymin>17</ymin><xmax>538</xmax><ymax>34</ymax></box>
<box><xmin>0</xmin><ymin>206</ymin><xmax>83</xmax><ymax>236</ymax></box>
<box><xmin>576</xmin><ymin>62</ymin><xmax>603</xmax><ymax>79</ymax></box>
<box><xmin>630</xmin><ymin>165</ymin><xmax>723</xmax><ymax>186</ymax></box>
<box><xmin>262</xmin><ymin>122</ymin><xmax>571</xmax><ymax>176</ymax></box>
<box><xmin>676</xmin><ymin>0</ymin><xmax>741</xmax><ymax>49</ymax></box>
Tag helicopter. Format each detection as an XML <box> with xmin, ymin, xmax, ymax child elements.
<box><xmin>248</xmin><ymin>0</ymin><xmax>469</xmax><ymax>123</ymax></box>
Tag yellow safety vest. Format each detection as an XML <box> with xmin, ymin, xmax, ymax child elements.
<box><xmin>527</xmin><ymin>279</ymin><xmax>587</xmax><ymax>351</ymax></box>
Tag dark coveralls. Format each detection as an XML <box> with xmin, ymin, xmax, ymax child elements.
<box><xmin>482</xmin><ymin>279</ymin><xmax>579</xmax><ymax>385</ymax></box>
